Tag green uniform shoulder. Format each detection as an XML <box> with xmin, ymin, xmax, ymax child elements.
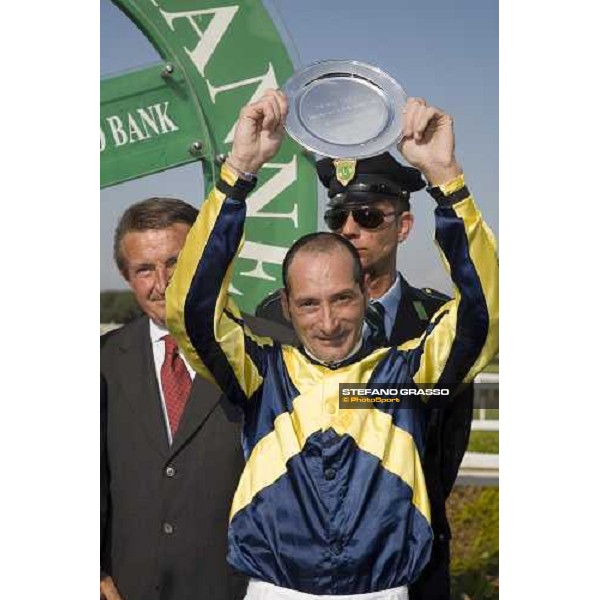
<box><xmin>418</xmin><ymin>286</ymin><xmax>451</xmax><ymax>302</ymax></box>
<box><xmin>406</xmin><ymin>285</ymin><xmax>451</xmax><ymax>321</ymax></box>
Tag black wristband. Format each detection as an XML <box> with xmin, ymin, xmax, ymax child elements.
<box><xmin>426</xmin><ymin>184</ymin><xmax>470</xmax><ymax>207</ymax></box>
<box><xmin>216</xmin><ymin>174</ymin><xmax>257</xmax><ymax>201</ymax></box>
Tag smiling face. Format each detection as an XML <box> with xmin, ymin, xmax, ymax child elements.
<box><xmin>119</xmin><ymin>223</ymin><xmax>191</xmax><ymax>326</ymax></box>
<box><xmin>282</xmin><ymin>246</ymin><xmax>366</xmax><ymax>364</ymax></box>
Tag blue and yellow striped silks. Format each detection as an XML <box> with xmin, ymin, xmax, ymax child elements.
<box><xmin>166</xmin><ymin>166</ymin><xmax>499</xmax><ymax>594</ymax></box>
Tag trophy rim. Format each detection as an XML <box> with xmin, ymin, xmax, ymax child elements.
<box><xmin>283</xmin><ymin>60</ymin><xmax>407</xmax><ymax>159</ymax></box>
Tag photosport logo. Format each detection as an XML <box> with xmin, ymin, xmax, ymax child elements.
<box><xmin>339</xmin><ymin>384</ymin><xmax>451</xmax><ymax>408</ymax></box>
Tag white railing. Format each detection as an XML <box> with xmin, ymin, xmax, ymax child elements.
<box><xmin>457</xmin><ymin>372</ymin><xmax>499</xmax><ymax>485</ymax></box>
<box><xmin>472</xmin><ymin>372</ymin><xmax>499</xmax><ymax>432</ymax></box>
<box><xmin>457</xmin><ymin>452</ymin><xmax>499</xmax><ymax>485</ymax></box>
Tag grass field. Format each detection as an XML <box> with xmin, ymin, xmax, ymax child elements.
<box><xmin>468</xmin><ymin>431</ymin><xmax>499</xmax><ymax>454</ymax></box>
<box><xmin>448</xmin><ymin>407</ymin><xmax>499</xmax><ymax>599</ymax></box>
<box><xmin>448</xmin><ymin>485</ymin><xmax>499</xmax><ymax>600</ymax></box>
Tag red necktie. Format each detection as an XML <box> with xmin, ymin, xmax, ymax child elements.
<box><xmin>160</xmin><ymin>335</ymin><xmax>192</xmax><ymax>438</ymax></box>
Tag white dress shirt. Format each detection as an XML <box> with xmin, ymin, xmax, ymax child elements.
<box><xmin>373</xmin><ymin>273</ymin><xmax>403</xmax><ymax>339</ymax></box>
<box><xmin>149</xmin><ymin>319</ymin><xmax>196</xmax><ymax>445</ymax></box>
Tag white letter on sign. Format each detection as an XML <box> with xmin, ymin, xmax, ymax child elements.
<box><xmin>127</xmin><ymin>114</ymin><xmax>148</xmax><ymax>143</ymax></box>
<box><xmin>107</xmin><ymin>116</ymin><xmax>128</xmax><ymax>147</ymax></box>
<box><xmin>247</xmin><ymin>157</ymin><xmax>299</xmax><ymax>227</ymax></box>
<box><xmin>238</xmin><ymin>241</ymin><xmax>288</xmax><ymax>281</ymax></box>
<box><xmin>152</xmin><ymin>102</ymin><xmax>179</xmax><ymax>134</ymax></box>
<box><xmin>206</xmin><ymin>64</ymin><xmax>278</xmax><ymax>143</ymax></box>
<box><xmin>157</xmin><ymin>6</ymin><xmax>238</xmax><ymax>76</ymax></box>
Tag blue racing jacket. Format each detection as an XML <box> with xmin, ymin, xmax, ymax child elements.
<box><xmin>166</xmin><ymin>164</ymin><xmax>499</xmax><ymax>594</ymax></box>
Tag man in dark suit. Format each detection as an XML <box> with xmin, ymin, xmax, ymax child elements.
<box><xmin>101</xmin><ymin>197</ymin><xmax>248</xmax><ymax>600</ymax></box>
<box><xmin>256</xmin><ymin>152</ymin><xmax>474</xmax><ymax>600</ymax></box>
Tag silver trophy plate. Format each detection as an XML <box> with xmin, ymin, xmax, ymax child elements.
<box><xmin>283</xmin><ymin>60</ymin><xmax>407</xmax><ymax>159</ymax></box>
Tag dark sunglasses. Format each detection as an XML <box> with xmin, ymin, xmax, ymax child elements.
<box><xmin>324</xmin><ymin>206</ymin><xmax>400</xmax><ymax>231</ymax></box>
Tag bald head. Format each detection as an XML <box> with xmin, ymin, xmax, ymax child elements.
<box><xmin>282</xmin><ymin>232</ymin><xmax>364</xmax><ymax>295</ymax></box>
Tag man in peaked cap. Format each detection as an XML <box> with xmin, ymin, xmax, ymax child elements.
<box><xmin>256</xmin><ymin>151</ymin><xmax>475</xmax><ymax>600</ymax></box>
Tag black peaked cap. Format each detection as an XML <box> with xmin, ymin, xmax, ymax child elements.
<box><xmin>316</xmin><ymin>152</ymin><xmax>426</xmax><ymax>202</ymax></box>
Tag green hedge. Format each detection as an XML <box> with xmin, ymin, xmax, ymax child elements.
<box><xmin>100</xmin><ymin>290</ymin><xmax>142</xmax><ymax>324</ymax></box>
<box><xmin>448</xmin><ymin>486</ymin><xmax>499</xmax><ymax>600</ymax></box>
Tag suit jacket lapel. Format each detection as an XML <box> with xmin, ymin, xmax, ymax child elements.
<box><xmin>169</xmin><ymin>376</ymin><xmax>224</xmax><ymax>457</ymax></box>
<box><xmin>117</xmin><ymin>317</ymin><xmax>170</xmax><ymax>456</ymax></box>
<box><xmin>170</xmin><ymin>313</ymin><xmax>288</xmax><ymax>456</ymax></box>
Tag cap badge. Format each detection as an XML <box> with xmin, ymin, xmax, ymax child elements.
<box><xmin>333</xmin><ymin>158</ymin><xmax>357</xmax><ymax>187</ymax></box>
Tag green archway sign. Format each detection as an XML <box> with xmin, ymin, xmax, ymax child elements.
<box><xmin>101</xmin><ymin>0</ymin><xmax>318</xmax><ymax>313</ymax></box>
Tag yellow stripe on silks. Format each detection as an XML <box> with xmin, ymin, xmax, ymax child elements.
<box><xmin>224</xmin><ymin>299</ymin><xmax>275</xmax><ymax>350</ymax></box>
<box><xmin>218</xmin><ymin>309</ymin><xmax>264</xmax><ymax>400</ymax></box>
<box><xmin>166</xmin><ymin>164</ymin><xmax>270</xmax><ymax>399</ymax></box>
<box><xmin>332</xmin><ymin>408</ymin><xmax>430</xmax><ymax>524</ymax></box>
<box><xmin>281</xmin><ymin>346</ymin><xmax>430</xmax><ymax>522</ymax></box>
<box><xmin>410</xmin><ymin>296</ymin><xmax>458</xmax><ymax>388</ymax></box>
<box><xmin>397</xmin><ymin>328</ymin><xmax>438</xmax><ymax>354</ymax></box>
<box><xmin>410</xmin><ymin>195</ymin><xmax>500</xmax><ymax>387</ymax></box>
<box><xmin>243</xmin><ymin>326</ymin><xmax>275</xmax><ymax>349</ymax></box>
<box><xmin>453</xmin><ymin>198</ymin><xmax>499</xmax><ymax>383</ymax></box>
<box><xmin>220</xmin><ymin>160</ymin><xmax>241</xmax><ymax>186</ymax></box>
<box><xmin>229</xmin><ymin>382</ymin><xmax>324</xmax><ymax>522</ymax></box>
<box><xmin>281</xmin><ymin>345</ymin><xmax>391</xmax><ymax>394</ymax></box>
<box><xmin>230</xmin><ymin>347</ymin><xmax>386</xmax><ymax>521</ymax></box>
<box><xmin>439</xmin><ymin>173</ymin><xmax>466</xmax><ymax>195</ymax></box>
<box><xmin>166</xmin><ymin>184</ymin><xmax>227</xmax><ymax>384</ymax></box>
<box><xmin>281</xmin><ymin>346</ymin><xmax>331</xmax><ymax>388</ymax></box>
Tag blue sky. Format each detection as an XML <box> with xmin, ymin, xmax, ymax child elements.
<box><xmin>101</xmin><ymin>0</ymin><xmax>498</xmax><ymax>295</ymax></box>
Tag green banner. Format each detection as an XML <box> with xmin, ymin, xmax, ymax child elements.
<box><xmin>105</xmin><ymin>0</ymin><xmax>319</xmax><ymax>313</ymax></box>
<box><xmin>101</xmin><ymin>64</ymin><xmax>211</xmax><ymax>188</ymax></box>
